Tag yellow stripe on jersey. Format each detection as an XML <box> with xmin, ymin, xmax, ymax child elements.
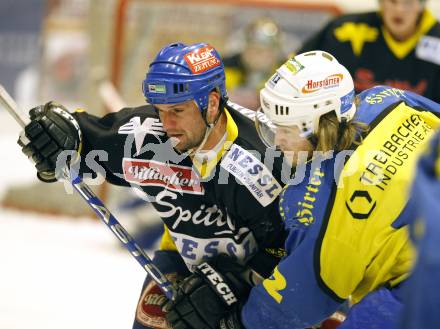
<box><xmin>381</xmin><ymin>9</ymin><xmax>437</xmax><ymax>59</ymax></box>
<box><xmin>159</xmin><ymin>225</ymin><xmax>178</xmax><ymax>251</ymax></box>
<box><xmin>192</xmin><ymin>108</ymin><xmax>239</xmax><ymax>179</ymax></box>
<box><xmin>320</xmin><ymin>103</ymin><xmax>440</xmax><ymax>303</ymax></box>
<box><xmin>435</xmin><ymin>135</ymin><xmax>440</xmax><ymax>177</ymax></box>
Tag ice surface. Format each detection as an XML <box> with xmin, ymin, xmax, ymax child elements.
<box><xmin>0</xmin><ymin>111</ymin><xmax>146</xmax><ymax>329</ymax></box>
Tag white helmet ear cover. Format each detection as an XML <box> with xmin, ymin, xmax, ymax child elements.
<box><xmin>259</xmin><ymin>84</ymin><xmax>316</xmax><ymax>137</ymax></box>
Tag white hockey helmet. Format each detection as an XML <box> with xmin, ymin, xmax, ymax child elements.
<box><xmin>256</xmin><ymin>51</ymin><xmax>356</xmax><ymax>147</ymax></box>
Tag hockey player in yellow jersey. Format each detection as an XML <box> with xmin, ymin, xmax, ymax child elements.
<box><xmin>162</xmin><ymin>51</ymin><xmax>440</xmax><ymax>329</ymax></box>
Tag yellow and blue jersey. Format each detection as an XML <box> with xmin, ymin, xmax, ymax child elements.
<box><xmin>399</xmin><ymin>131</ymin><xmax>440</xmax><ymax>329</ymax></box>
<box><xmin>241</xmin><ymin>86</ymin><xmax>440</xmax><ymax>329</ymax></box>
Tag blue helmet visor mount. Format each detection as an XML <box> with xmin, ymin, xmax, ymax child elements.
<box><xmin>143</xmin><ymin>74</ymin><xmax>225</xmax><ymax>112</ymax></box>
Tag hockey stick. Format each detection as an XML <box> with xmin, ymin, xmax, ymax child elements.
<box><xmin>0</xmin><ymin>85</ymin><xmax>176</xmax><ymax>301</ymax></box>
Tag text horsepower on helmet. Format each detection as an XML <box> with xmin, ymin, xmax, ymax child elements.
<box><xmin>302</xmin><ymin>74</ymin><xmax>344</xmax><ymax>93</ymax></box>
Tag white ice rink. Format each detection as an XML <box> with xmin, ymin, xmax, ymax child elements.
<box><xmin>0</xmin><ymin>110</ymin><xmax>146</xmax><ymax>328</ymax></box>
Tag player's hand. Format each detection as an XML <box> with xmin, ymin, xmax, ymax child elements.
<box><xmin>18</xmin><ymin>102</ymin><xmax>82</xmax><ymax>182</ymax></box>
<box><xmin>162</xmin><ymin>255</ymin><xmax>251</xmax><ymax>329</ymax></box>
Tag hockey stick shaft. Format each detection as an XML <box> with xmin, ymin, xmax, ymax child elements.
<box><xmin>0</xmin><ymin>85</ymin><xmax>29</xmax><ymax>127</ymax></box>
<box><xmin>67</xmin><ymin>168</ymin><xmax>175</xmax><ymax>300</ymax></box>
<box><xmin>0</xmin><ymin>85</ymin><xmax>176</xmax><ymax>300</ymax></box>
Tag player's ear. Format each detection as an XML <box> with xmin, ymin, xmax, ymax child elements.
<box><xmin>206</xmin><ymin>91</ymin><xmax>220</xmax><ymax>124</ymax></box>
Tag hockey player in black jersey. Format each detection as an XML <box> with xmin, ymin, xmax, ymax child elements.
<box><xmin>18</xmin><ymin>42</ymin><xmax>287</xmax><ymax>328</ymax></box>
<box><xmin>298</xmin><ymin>0</ymin><xmax>440</xmax><ymax>103</ymax></box>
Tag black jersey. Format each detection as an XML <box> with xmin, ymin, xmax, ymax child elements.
<box><xmin>299</xmin><ymin>10</ymin><xmax>440</xmax><ymax>103</ymax></box>
<box><xmin>72</xmin><ymin>102</ymin><xmax>286</xmax><ymax>272</ymax></box>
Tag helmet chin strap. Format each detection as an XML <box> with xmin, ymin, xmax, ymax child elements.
<box><xmin>185</xmin><ymin>101</ymin><xmax>224</xmax><ymax>157</ymax></box>
<box><xmin>186</xmin><ymin>122</ymin><xmax>216</xmax><ymax>157</ymax></box>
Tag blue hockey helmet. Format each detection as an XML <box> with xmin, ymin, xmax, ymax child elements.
<box><xmin>143</xmin><ymin>42</ymin><xmax>227</xmax><ymax>112</ymax></box>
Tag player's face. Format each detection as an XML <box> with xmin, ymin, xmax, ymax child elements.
<box><xmin>381</xmin><ymin>0</ymin><xmax>424</xmax><ymax>41</ymax></box>
<box><xmin>274</xmin><ymin>125</ymin><xmax>313</xmax><ymax>166</ymax></box>
<box><xmin>156</xmin><ymin>100</ymin><xmax>206</xmax><ymax>152</ymax></box>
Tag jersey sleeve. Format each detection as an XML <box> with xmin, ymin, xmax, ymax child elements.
<box><xmin>403</xmin><ymin>90</ymin><xmax>440</xmax><ymax>116</ymax></box>
<box><xmin>73</xmin><ymin>108</ymin><xmax>133</xmax><ymax>186</ymax></box>
<box><xmin>72</xmin><ymin>105</ymin><xmax>163</xmax><ymax>186</ymax></box>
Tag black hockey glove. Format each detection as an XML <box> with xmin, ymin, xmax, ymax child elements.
<box><xmin>162</xmin><ymin>255</ymin><xmax>251</xmax><ymax>329</ymax></box>
<box><xmin>18</xmin><ymin>102</ymin><xmax>82</xmax><ymax>182</ymax></box>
